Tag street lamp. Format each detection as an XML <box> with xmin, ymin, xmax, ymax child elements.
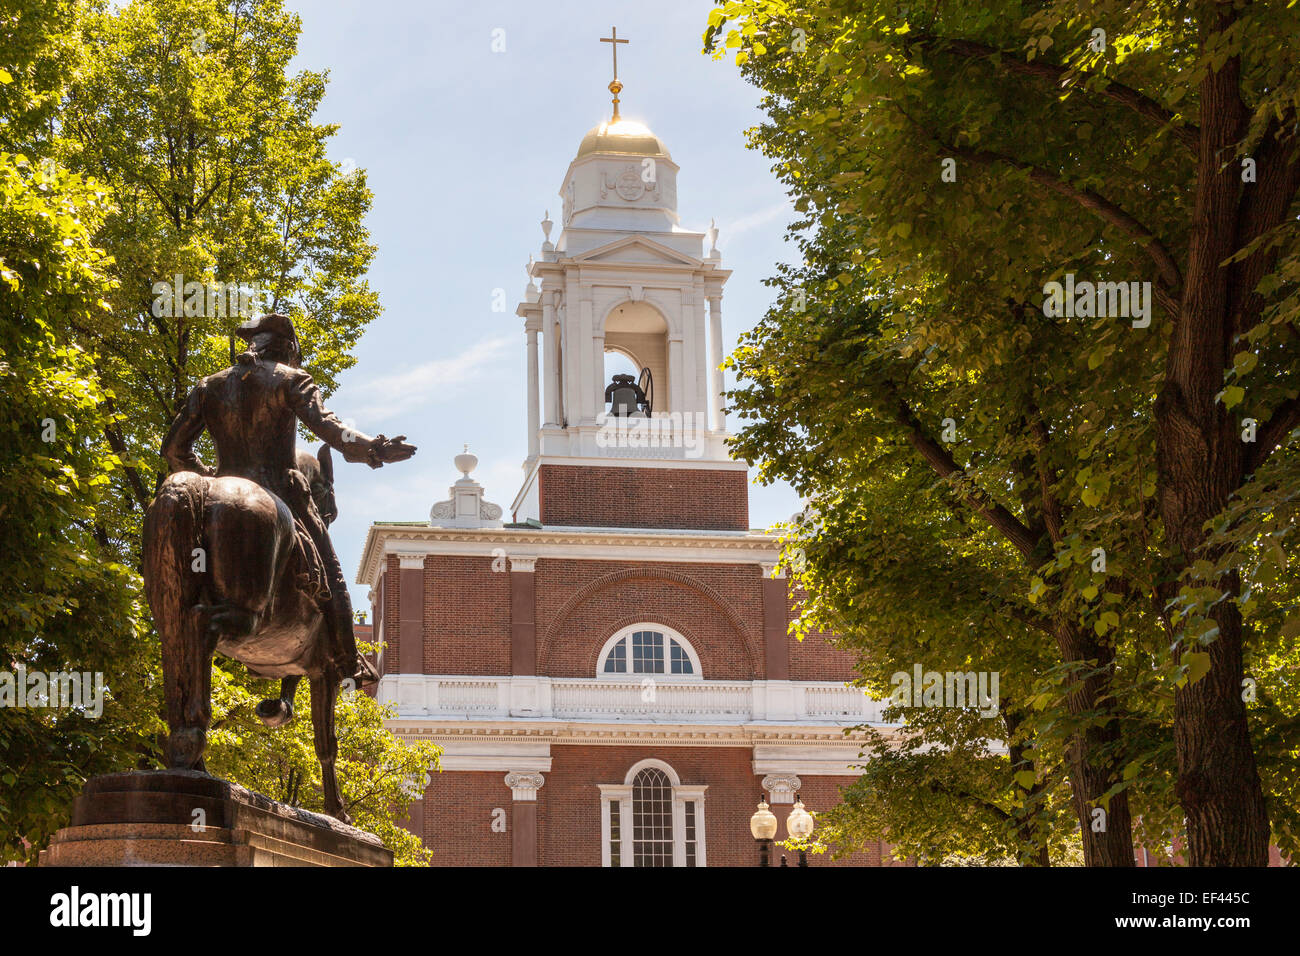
<box><xmin>750</xmin><ymin>793</ymin><xmax>816</xmax><ymax>866</ymax></box>
<box><xmin>749</xmin><ymin>796</ymin><xmax>778</xmax><ymax>866</ymax></box>
<box><xmin>787</xmin><ymin>796</ymin><xmax>815</xmax><ymax>867</ymax></box>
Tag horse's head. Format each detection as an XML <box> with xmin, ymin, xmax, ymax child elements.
<box><xmin>295</xmin><ymin>445</ymin><xmax>338</xmax><ymax>526</ymax></box>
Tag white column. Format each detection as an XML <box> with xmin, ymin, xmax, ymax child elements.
<box><xmin>525</xmin><ymin>318</ymin><xmax>540</xmax><ymax>458</ymax></box>
<box><xmin>680</xmin><ymin>293</ymin><xmax>698</xmax><ymax>418</ymax></box>
<box><xmin>563</xmin><ymin>276</ymin><xmax>582</xmax><ymax>428</ymax></box>
<box><xmin>579</xmin><ymin>296</ymin><xmax>595</xmax><ymax>423</ymax></box>
<box><xmin>692</xmin><ymin>294</ymin><xmax>708</xmax><ymax>421</ymax></box>
<box><xmin>542</xmin><ymin>292</ymin><xmax>558</xmax><ymax>426</ymax></box>
<box><xmin>708</xmin><ymin>295</ymin><xmax>725</xmax><ymax>432</ymax></box>
<box><xmin>593</xmin><ymin>329</ymin><xmax>606</xmax><ymax>415</ymax></box>
<box><xmin>668</xmin><ymin>336</ymin><xmax>684</xmax><ymax>414</ymax></box>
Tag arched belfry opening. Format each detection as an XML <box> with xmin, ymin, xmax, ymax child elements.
<box><xmin>603</xmin><ymin>301</ymin><xmax>668</xmax><ymax>415</ymax></box>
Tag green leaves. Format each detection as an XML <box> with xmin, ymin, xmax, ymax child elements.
<box><xmin>1094</xmin><ymin>610</ymin><xmax>1120</xmax><ymax>636</ymax></box>
<box><xmin>1</xmin><ymin>0</ymin><xmax>388</xmax><ymax>863</ymax></box>
<box><xmin>205</xmin><ymin>649</ymin><xmax>440</xmax><ymax>866</ymax></box>
<box><xmin>1180</xmin><ymin>651</ymin><xmax>1212</xmax><ymax>688</ymax></box>
<box><xmin>706</xmin><ymin>0</ymin><xmax>1300</xmax><ymax>864</ymax></box>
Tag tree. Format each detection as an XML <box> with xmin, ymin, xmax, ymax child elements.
<box><xmin>775</xmin><ymin>471</ymin><xmax>1091</xmax><ymax>866</ymax></box>
<box><xmin>1</xmin><ymin>0</ymin><xmax>410</xmax><ymax>863</ymax></box>
<box><xmin>204</xmin><ymin>644</ymin><xmax>441</xmax><ymax>867</ymax></box>
<box><xmin>0</xmin><ymin>0</ymin><xmax>161</xmax><ymax>865</ymax></box>
<box><xmin>707</xmin><ymin>0</ymin><xmax>1299</xmax><ymax>865</ymax></box>
<box><xmin>60</xmin><ymin>0</ymin><xmax>380</xmax><ymax>527</ymax></box>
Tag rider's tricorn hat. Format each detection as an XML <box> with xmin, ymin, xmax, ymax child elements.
<box><xmin>236</xmin><ymin>312</ymin><xmax>301</xmax><ymax>360</ymax></box>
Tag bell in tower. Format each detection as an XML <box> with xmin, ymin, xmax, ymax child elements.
<box><xmin>604</xmin><ymin>368</ymin><xmax>652</xmax><ymax>417</ymax></box>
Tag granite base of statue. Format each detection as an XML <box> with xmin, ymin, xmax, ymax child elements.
<box><xmin>38</xmin><ymin>771</ymin><xmax>393</xmax><ymax>867</ymax></box>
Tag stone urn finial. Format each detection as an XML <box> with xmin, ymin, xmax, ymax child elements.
<box><xmin>526</xmin><ymin>258</ymin><xmax>540</xmax><ymax>302</ymax></box>
<box><xmin>455</xmin><ymin>445</ymin><xmax>477</xmax><ymax>478</ymax></box>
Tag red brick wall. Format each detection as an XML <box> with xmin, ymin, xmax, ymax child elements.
<box><xmin>788</xmin><ymin>588</ymin><xmax>860</xmax><ymax>681</ymax></box>
<box><xmin>788</xmin><ymin>626</ymin><xmax>859</xmax><ymax>682</ymax></box>
<box><xmin>402</xmin><ymin>554</ymin><xmax>858</xmax><ymax>683</ymax></box>
<box><xmin>535</xmin><ymin>560</ymin><xmax>765</xmax><ymax>679</ymax></box>
<box><xmin>539</xmin><ymin>464</ymin><xmax>749</xmax><ymax>530</ymax></box>
<box><xmin>422</xmin><ymin>555</ymin><xmax>511</xmax><ymax>674</ymax></box>
<box><xmin>420</xmin><ymin>771</ymin><xmax>511</xmax><ymax>867</ymax></box>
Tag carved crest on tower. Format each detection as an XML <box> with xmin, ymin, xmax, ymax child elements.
<box><xmin>601</xmin><ymin>164</ymin><xmax>660</xmax><ymax>204</ymax></box>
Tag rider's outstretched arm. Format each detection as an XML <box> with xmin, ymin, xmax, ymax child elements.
<box><xmin>286</xmin><ymin>369</ymin><xmax>381</xmax><ymax>464</ymax></box>
<box><xmin>161</xmin><ymin>381</ymin><xmax>212</xmax><ymax>475</ymax></box>
<box><xmin>287</xmin><ymin>368</ymin><xmax>416</xmax><ymax>468</ymax></box>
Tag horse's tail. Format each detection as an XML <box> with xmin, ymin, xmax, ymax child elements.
<box><xmin>143</xmin><ymin>471</ymin><xmax>210</xmax><ymax>767</ymax></box>
<box><xmin>143</xmin><ymin>471</ymin><xmax>209</xmax><ymax>626</ymax></box>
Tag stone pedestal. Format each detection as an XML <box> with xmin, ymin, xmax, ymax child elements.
<box><xmin>38</xmin><ymin>770</ymin><xmax>393</xmax><ymax>867</ymax></box>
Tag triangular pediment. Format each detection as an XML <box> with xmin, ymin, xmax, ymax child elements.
<box><xmin>572</xmin><ymin>235</ymin><xmax>701</xmax><ymax>267</ymax></box>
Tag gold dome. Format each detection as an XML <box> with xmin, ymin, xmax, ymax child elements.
<box><xmin>576</xmin><ymin>118</ymin><xmax>671</xmax><ymax>160</ymax></box>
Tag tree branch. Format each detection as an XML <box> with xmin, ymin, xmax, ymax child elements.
<box><xmin>934</xmin><ymin>136</ymin><xmax>1184</xmax><ymax>304</ymax></box>
<box><xmin>1228</xmin><ymin>113</ymin><xmax>1300</xmax><ymax>342</ymax></box>
<box><xmin>907</xmin><ymin>33</ymin><xmax>1200</xmax><ymax>153</ymax></box>
<box><xmin>889</xmin><ymin>395</ymin><xmax>1042</xmax><ymax>559</ymax></box>
<box><xmin>1247</xmin><ymin>396</ymin><xmax>1300</xmax><ymax>473</ymax></box>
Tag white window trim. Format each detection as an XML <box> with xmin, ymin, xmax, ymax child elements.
<box><xmin>676</xmin><ymin>785</ymin><xmax>707</xmax><ymax>868</ymax></box>
<box><xmin>601</xmin><ymin>760</ymin><xmax>707</xmax><ymax>867</ymax></box>
<box><xmin>598</xmin><ymin>784</ymin><xmax>632</xmax><ymax>868</ymax></box>
<box><xmin>596</xmin><ymin>624</ymin><xmax>703</xmax><ymax>679</ymax></box>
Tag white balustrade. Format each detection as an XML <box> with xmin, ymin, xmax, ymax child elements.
<box><xmin>378</xmin><ymin>675</ymin><xmax>889</xmax><ymax>725</ymax></box>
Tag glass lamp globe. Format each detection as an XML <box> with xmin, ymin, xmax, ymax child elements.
<box><xmin>787</xmin><ymin>799</ymin><xmax>815</xmax><ymax>840</ymax></box>
<box><xmin>750</xmin><ymin>799</ymin><xmax>779</xmax><ymax>841</ymax></box>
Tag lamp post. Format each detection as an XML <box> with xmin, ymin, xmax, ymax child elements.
<box><xmin>787</xmin><ymin>796</ymin><xmax>815</xmax><ymax>867</ymax></box>
<box><xmin>750</xmin><ymin>792</ymin><xmax>816</xmax><ymax>867</ymax></box>
<box><xmin>749</xmin><ymin>796</ymin><xmax>778</xmax><ymax>867</ymax></box>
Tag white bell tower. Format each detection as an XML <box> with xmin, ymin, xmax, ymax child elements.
<box><xmin>511</xmin><ymin>31</ymin><xmax>737</xmax><ymax>527</ymax></box>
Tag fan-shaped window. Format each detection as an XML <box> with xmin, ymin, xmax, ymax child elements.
<box><xmin>597</xmin><ymin>626</ymin><xmax>701</xmax><ymax>677</ymax></box>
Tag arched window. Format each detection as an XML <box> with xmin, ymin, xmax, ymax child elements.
<box><xmin>599</xmin><ymin>759</ymin><xmax>707</xmax><ymax>867</ymax></box>
<box><xmin>597</xmin><ymin>625</ymin><xmax>701</xmax><ymax>678</ymax></box>
<box><xmin>631</xmin><ymin>767</ymin><xmax>674</xmax><ymax>866</ymax></box>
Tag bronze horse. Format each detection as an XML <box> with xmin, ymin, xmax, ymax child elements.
<box><xmin>144</xmin><ymin>446</ymin><xmax>358</xmax><ymax>821</ymax></box>
<box><xmin>142</xmin><ymin>313</ymin><xmax>414</xmax><ymax>824</ymax></box>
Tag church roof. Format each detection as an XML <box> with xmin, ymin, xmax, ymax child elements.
<box><xmin>576</xmin><ymin>118</ymin><xmax>672</xmax><ymax>161</ymax></box>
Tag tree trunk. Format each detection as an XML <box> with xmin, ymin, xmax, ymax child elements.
<box><xmin>1151</xmin><ymin>5</ymin><xmax>1272</xmax><ymax>866</ymax></box>
<box><xmin>1054</xmin><ymin>620</ymin><xmax>1135</xmax><ymax>866</ymax></box>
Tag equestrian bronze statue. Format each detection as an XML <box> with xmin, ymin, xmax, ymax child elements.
<box><xmin>142</xmin><ymin>313</ymin><xmax>414</xmax><ymax>823</ymax></box>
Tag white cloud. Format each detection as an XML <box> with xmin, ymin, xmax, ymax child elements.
<box><xmin>342</xmin><ymin>335</ymin><xmax>515</xmax><ymax>423</ymax></box>
<box><xmin>689</xmin><ymin>199</ymin><xmax>794</xmax><ymax>246</ymax></box>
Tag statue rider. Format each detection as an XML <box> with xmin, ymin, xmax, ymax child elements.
<box><xmin>160</xmin><ymin>312</ymin><xmax>413</xmax><ymax>685</ymax></box>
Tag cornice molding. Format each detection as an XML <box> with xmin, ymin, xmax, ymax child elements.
<box><xmin>385</xmin><ymin>722</ymin><xmax>880</xmax><ymax>747</ymax></box>
<box><xmin>357</xmin><ymin>524</ymin><xmax>781</xmax><ymax>586</ymax></box>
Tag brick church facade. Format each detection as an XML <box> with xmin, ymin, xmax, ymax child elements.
<box><xmin>355</xmin><ymin>96</ymin><xmax>903</xmax><ymax>867</ymax></box>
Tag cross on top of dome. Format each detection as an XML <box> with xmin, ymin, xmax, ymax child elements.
<box><xmin>599</xmin><ymin>26</ymin><xmax>629</xmax><ymax>121</ymax></box>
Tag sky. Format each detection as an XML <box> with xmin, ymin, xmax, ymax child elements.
<box><xmin>283</xmin><ymin>0</ymin><xmax>803</xmax><ymax>611</ymax></box>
